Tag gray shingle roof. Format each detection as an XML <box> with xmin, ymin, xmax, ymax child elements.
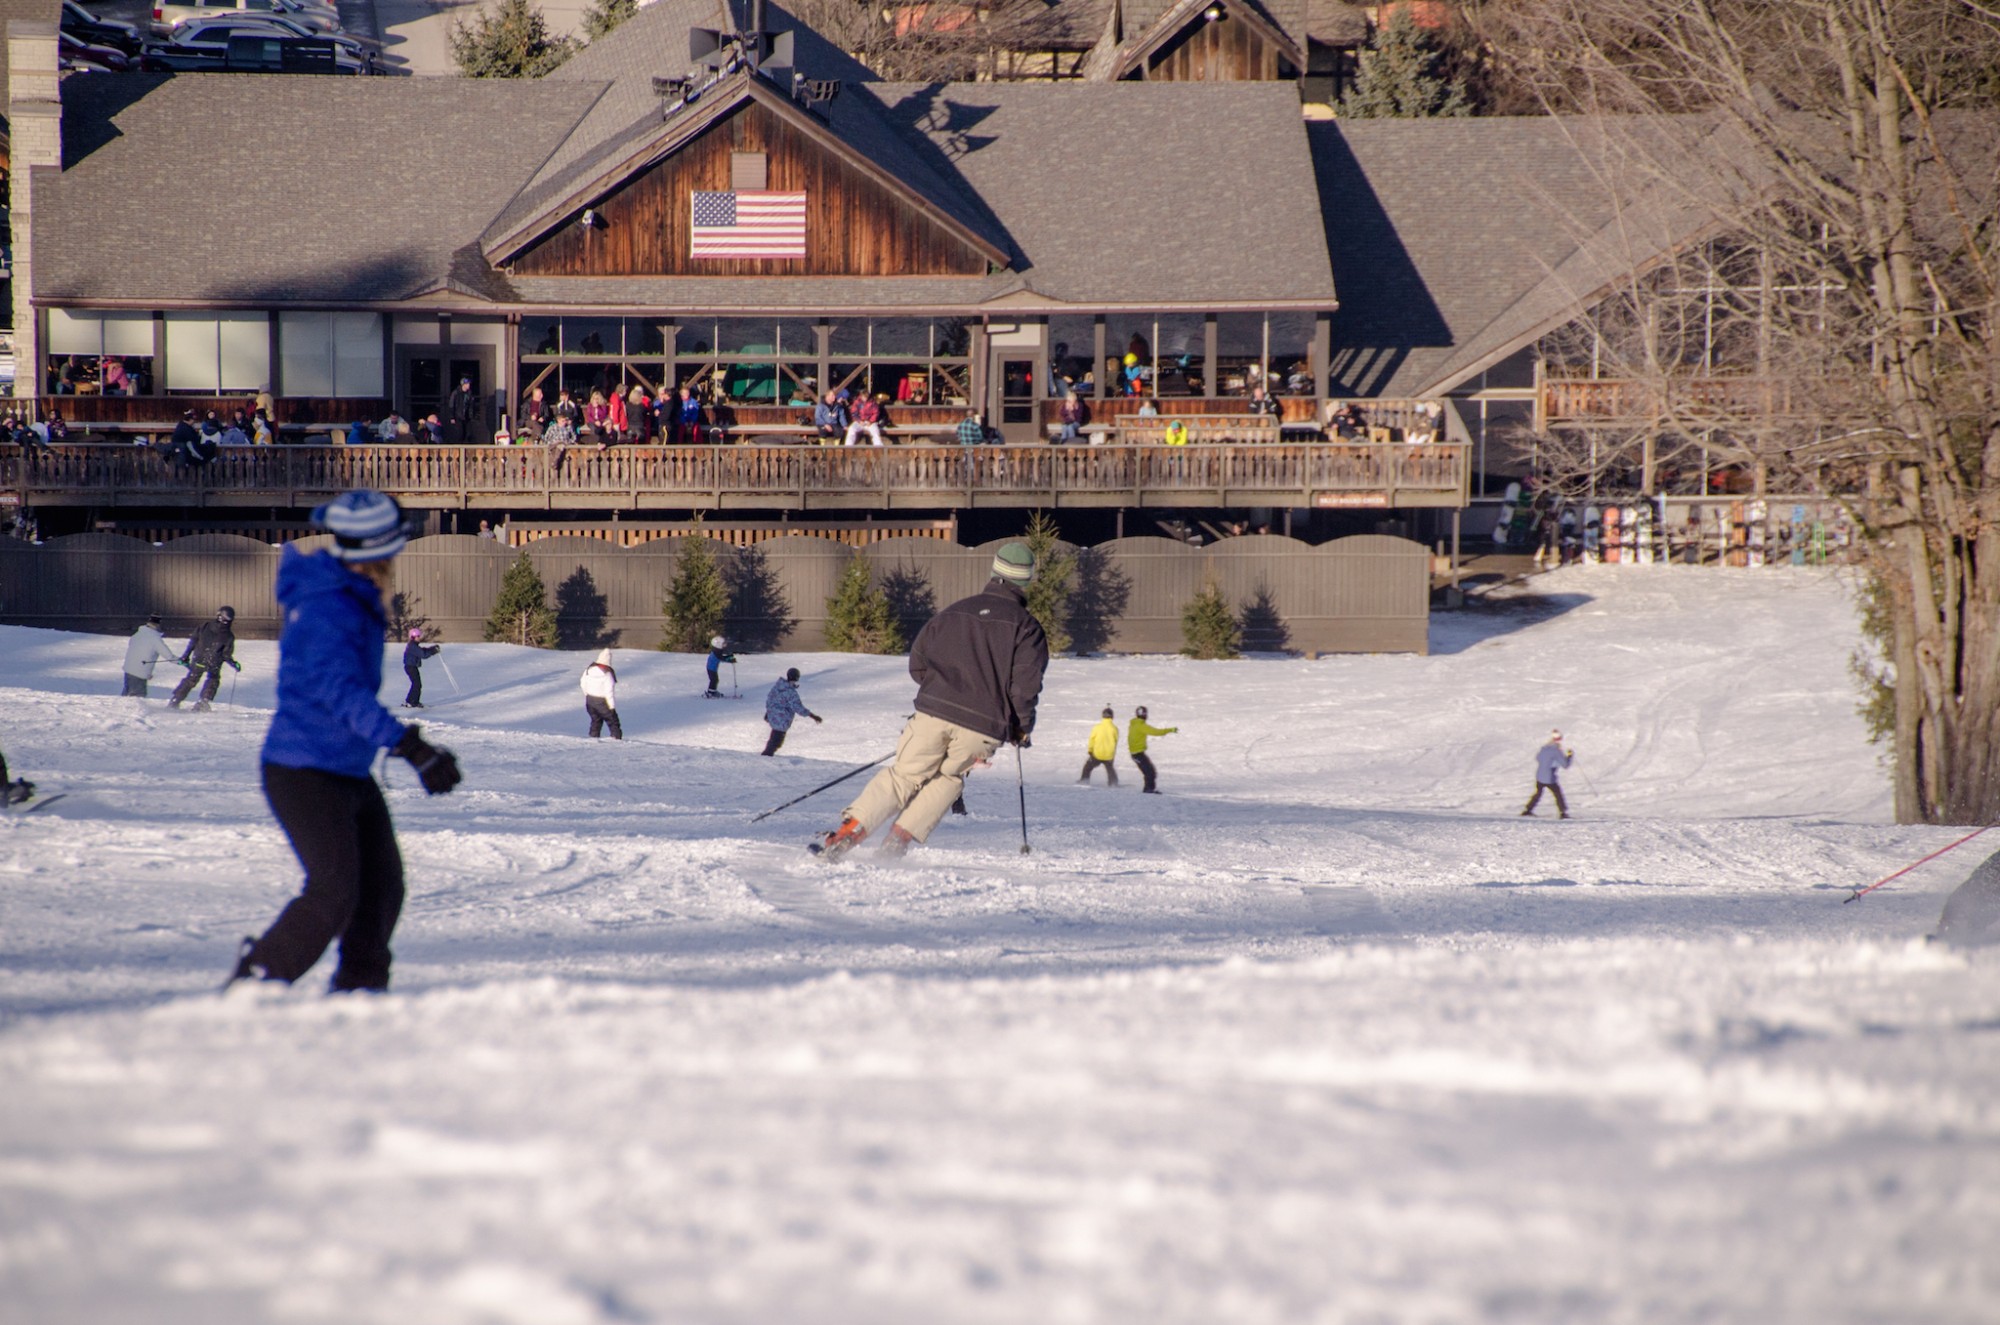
<box><xmin>41</xmin><ymin>73</ymin><xmax>596</xmax><ymax>303</ymax></box>
<box><xmin>1310</xmin><ymin>116</ymin><xmax>1641</xmax><ymax>397</ymax></box>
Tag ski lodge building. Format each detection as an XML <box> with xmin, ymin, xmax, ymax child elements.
<box><xmin>0</xmin><ymin>0</ymin><xmax>1701</xmax><ymax>546</ymax></box>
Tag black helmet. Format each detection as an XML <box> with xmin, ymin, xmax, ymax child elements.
<box><xmin>217</xmin><ymin>606</ymin><xmax>236</xmax><ymax>622</ymax></box>
<box><xmin>786</xmin><ymin>667</ymin><xmax>801</xmax><ymax>683</ymax></box>
<box><xmin>1136</xmin><ymin>705</ymin><xmax>1148</xmax><ymax>719</ymax></box>
<box><xmin>1102</xmin><ymin>706</ymin><xmax>1114</xmax><ymax>719</ymax></box>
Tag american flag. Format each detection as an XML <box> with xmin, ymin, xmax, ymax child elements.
<box><xmin>690</xmin><ymin>191</ymin><xmax>807</xmax><ymax>258</ymax></box>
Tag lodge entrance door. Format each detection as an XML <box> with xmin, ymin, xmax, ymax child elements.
<box><xmin>396</xmin><ymin>346</ymin><xmax>495</xmax><ymax>443</ymax></box>
<box><xmin>986</xmin><ymin>350</ymin><xmax>1039</xmax><ymax>444</ymax></box>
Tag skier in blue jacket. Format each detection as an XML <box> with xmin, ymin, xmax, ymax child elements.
<box><xmin>706</xmin><ymin>635</ymin><xmax>736</xmax><ymax>697</ymax></box>
<box><xmin>225</xmin><ymin>490</ymin><xmax>461</xmax><ymax>994</ymax></box>
<box><xmin>1522</xmin><ymin>729</ymin><xmax>1573</xmax><ymax>819</ymax></box>
<box><xmin>761</xmin><ymin>667</ymin><xmax>821</xmax><ymax>755</ymax></box>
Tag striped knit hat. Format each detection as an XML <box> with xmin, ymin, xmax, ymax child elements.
<box><xmin>312</xmin><ymin>490</ymin><xmax>412</xmax><ymax>563</ymax></box>
<box><xmin>991</xmin><ymin>541</ymin><xmax>1036</xmax><ymax>584</ymax></box>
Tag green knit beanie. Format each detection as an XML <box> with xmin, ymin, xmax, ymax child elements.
<box><xmin>991</xmin><ymin>542</ymin><xmax>1036</xmax><ymax>584</ymax></box>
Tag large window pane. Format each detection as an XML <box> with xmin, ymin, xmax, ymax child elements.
<box><xmin>562</xmin><ymin>318</ymin><xmax>621</xmax><ymax>356</ymax></box>
<box><xmin>165</xmin><ymin>315</ymin><xmax>220</xmax><ymax>392</ymax></box>
<box><xmin>1268</xmin><ymin>312</ymin><xmax>1315</xmax><ymax>394</ymax></box>
<box><xmin>1216</xmin><ymin>313</ymin><xmax>1265</xmax><ymax>397</ymax></box>
<box><xmin>1047</xmin><ymin>315</ymin><xmax>1093</xmax><ymax>394</ymax></box>
<box><xmin>934</xmin><ymin>318</ymin><xmax>971</xmax><ymax>358</ymax></box>
<box><xmin>872</xmin><ymin>318</ymin><xmax>929</xmax><ymax>356</ymax></box>
<box><xmin>279</xmin><ymin>313</ymin><xmax>335</xmax><ymax>397</ymax></box>
<box><xmin>525</xmin><ymin>319</ymin><xmax>562</xmax><ymax>356</ymax></box>
<box><xmin>827</xmin><ymin>320</ymin><xmax>867</xmax><ymax>356</ymax></box>
<box><xmin>623</xmin><ymin>319</ymin><xmax>666</xmax><ymax>356</ymax></box>
<box><xmin>49</xmin><ymin>309</ymin><xmax>101</xmax><ymax>356</ymax></box>
<box><xmin>218</xmin><ymin>315</ymin><xmax>271</xmax><ymax>392</ymax></box>
<box><xmin>333</xmin><ymin>313</ymin><xmax>383</xmax><ymax>396</ymax></box>
<box><xmin>775</xmin><ymin>319</ymin><xmax>816</xmax><ymax>357</ymax></box>
<box><xmin>1155</xmin><ymin>313</ymin><xmax>1203</xmax><ymax>395</ymax></box>
<box><xmin>716</xmin><ymin>319</ymin><xmax>775</xmax><ymax>355</ymax></box>
<box><xmin>102</xmin><ymin>314</ymin><xmax>153</xmax><ymax>358</ymax></box>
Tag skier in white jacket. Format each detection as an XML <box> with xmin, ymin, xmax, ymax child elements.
<box><xmin>580</xmin><ymin>649</ymin><xmax>622</xmax><ymax>739</ymax></box>
<box><xmin>121</xmin><ymin>614</ymin><xmax>184</xmax><ymax>697</ymax></box>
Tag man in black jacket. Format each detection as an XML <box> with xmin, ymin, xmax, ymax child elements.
<box><xmin>446</xmin><ymin>376</ymin><xmax>481</xmax><ymax>445</ymax></box>
<box><xmin>169</xmin><ymin>605</ymin><xmax>241</xmax><ymax>711</ymax></box>
<box><xmin>402</xmin><ymin>628</ymin><xmax>440</xmax><ymax>708</ymax></box>
<box><xmin>814</xmin><ymin>542</ymin><xmax>1048</xmax><ymax>859</ymax></box>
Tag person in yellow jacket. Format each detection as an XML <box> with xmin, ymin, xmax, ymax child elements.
<box><xmin>1127</xmin><ymin>706</ymin><xmax>1178</xmax><ymax>793</ymax></box>
<box><xmin>1079</xmin><ymin>706</ymin><xmax>1120</xmax><ymax>786</ymax></box>
<box><xmin>1162</xmin><ymin>418</ymin><xmax>1190</xmax><ymax>446</ymax></box>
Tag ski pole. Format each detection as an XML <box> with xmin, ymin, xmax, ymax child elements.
<box><xmin>730</xmin><ymin>659</ymin><xmax>739</xmax><ymax>698</ymax></box>
<box><xmin>1846</xmin><ymin>826</ymin><xmax>1990</xmax><ymax>903</ymax></box>
<box><xmin>1015</xmin><ymin>744</ymin><xmax>1032</xmax><ymax>855</ymax></box>
<box><xmin>439</xmin><ymin>653</ymin><xmax>462</xmax><ymax>696</ymax></box>
<box><xmin>750</xmin><ymin>752</ymin><xmax>893</xmax><ymax>823</ymax></box>
<box><xmin>227</xmin><ymin>669</ymin><xmax>238</xmax><ymax>707</ymax></box>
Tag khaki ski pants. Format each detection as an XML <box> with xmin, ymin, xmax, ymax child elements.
<box><xmin>844</xmin><ymin>713</ymin><xmax>1000</xmax><ymax>843</ymax></box>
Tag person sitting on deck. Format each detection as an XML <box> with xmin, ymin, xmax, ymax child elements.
<box><xmin>1248</xmin><ymin>385</ymin><xmax>1282</xmax><ymax>428</ymax></box>
<box><xmin>844</xmin><ymin>394</ymin><xmax>885</xmax><ymax>447</ymax></box>
<box><xmin>1162</xmin><ymin>418</ymin><xmax>1190</xmax><ymax>447</ymax></box>
<box><xmin>815</xmin><ymin>390</ymin><xmax>849</xmax><ymax>444</ymax></box>
<box><xmin>956</xmin><ymin>410</ymin><xmax>987</xmax><ymax>446</ymax></box>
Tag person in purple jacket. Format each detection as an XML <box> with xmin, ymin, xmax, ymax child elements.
<box><xmin>224</xmin><ymin>490</ymin><xmax>461</xmax><ymax>994</ymax></box>
<box><xmin>1521</xmin><ymin>729</ymin><xmax>1573</xmax><ymax>819</ymax></box>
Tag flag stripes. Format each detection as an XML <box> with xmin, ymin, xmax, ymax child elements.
<box><xmin>690</xmin><ymin>191</ymin><xmax>807</xmax><ymax>258</ymax></box>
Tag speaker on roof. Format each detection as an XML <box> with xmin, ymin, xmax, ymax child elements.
<box><xmin>690</xmin><ymin>27</ymin><xmax>723</xmax><ymax>63</ymax></box>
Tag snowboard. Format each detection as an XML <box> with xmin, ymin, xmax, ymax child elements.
<box><xmin>1634</xmin><ymin>502</ymin><xmax>1655</xmax><ymax>564</ymax></box>
<box><xmin>1494</xmin><ymin>481</ymin><xmax>1522</xmax><ymax>546</ymax></box>
<box><xmin>1746</xmin><ymin>499</ymin><xmax>1768</xmax><ymax>567</ymax></box>
<box><xmin>1582</xmin><ymin>505</ymin><xmax>1602</xmax><ymax>563</ymax></box>
<box><xmin>1602</xmin><ymin>503</ymin><xmax>1622</xmax><ymax>564</ymax></box>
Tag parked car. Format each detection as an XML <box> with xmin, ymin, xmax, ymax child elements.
<box><xmin>151</xmin><ymin>15</ymin><xmax>374</xmax><ymax>58</ymax></box>
<box><xmin>150</xmin><ymin>0</ymin><xmax>341</xmax><ymax>36</ymax></box>
<box><xmin>59</xmin><ymin>28</ymin><xmax>133</xmax><ymax>70</ymax></box>
<box><xmin>139</xmin><ymin>33</ymin><xmax>372</xmax><ymax>73</ymax></box>
<box><xmin>60</xmin><ymin>0</ymin><xmax>144</xmax><ymax>55</ymax></box>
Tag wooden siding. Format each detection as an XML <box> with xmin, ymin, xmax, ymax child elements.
<box><xmin>0</xmin><ymin>532</ymin><xmax>1432</xmax><ymax>654</ymax></box>
<box><xmin>1140</xmin><ymin>14</ymin><xmax>1295</xmax><ymax>82</ymax></box>
<box><xmin>0</xmin><ymin>442</ymin><xmax>1471</xmax><ymax>512</ymax></box>
<box><xmin>510</xmin><ymin>101</ymin><xmax>992</xmax><ymax>279</ymax></box>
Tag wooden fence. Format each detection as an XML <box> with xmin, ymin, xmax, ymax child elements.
<box><xmin>0</xmin><ymin>442</ymin><xmax>1470</xmax><ymax>512</ymax></box>
<box><xmin>0</xmin><ymin>532</ymin><xmax>1433</xmax><ymax>655</ymax></box>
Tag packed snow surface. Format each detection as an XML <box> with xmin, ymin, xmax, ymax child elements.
<box><xmin>2</xmin><ymin>565</ymin><xmax>1997</xmax><ymax>1323</ymax></box>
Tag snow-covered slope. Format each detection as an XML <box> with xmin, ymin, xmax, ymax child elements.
<box><xmin>2</xmin><ymin>565</ymin><xmax>1995</xmax><ymax>1324</ymax></box>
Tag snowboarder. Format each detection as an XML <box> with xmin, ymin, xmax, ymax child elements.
<box><xmin>581</xmin><ymin>648</ymin><xmax>622</xmax><ymax>739</ymax></box>
<box><xmin>1522</xmin><ymin>729</ymin><xmax>1573</xmax><ymax>818</ymax></box>
<box><xmin>762</xmin><ymin>667</ymin><xmax>821</xmax><ymax>755</ymax></box>
<box><xmin>1127</xmin><ymin>706</ymin><xmax>1179</xmax><ymax>794</ymax></box>
<box><xmin>169</xmin><ymin>605</ymin><xmax>240</xmax><ymax>710</ymax></box>
<box><xmin>121</xmin><ymin>613</ymin><xmax>183</xmax><ymax>698</ymax></box>
<box><xmin>706</xmin><ymin>635</ymin><xmax>736</xmax><ymax>697</ymax></box>
<box><xmin>224</xmin><ymin>489</ymin><xmax>461</xmax><ymax>995</ymax></box>
<box><xmin>401</xmin><ymin>628</ymin><xmax>440</xmax><ymax>708</ymax></box>
<box><xmin>0</xmin><ymin>743</ymin><xmax>33</xmax><ymax>805</ymax></box>
<box><xmin>1080</xmin><ymin>707</ymin><xmax>1120</xmax><ymax>786</ymax></box>
<box><xmin>814</xmin><ymin>542</ymin><xmax>1047</xmax><ymax>859</ymax></box>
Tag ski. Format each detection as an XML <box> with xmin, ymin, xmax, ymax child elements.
<box><xmin>6</xmin><ymin>792</ymin><xmax>67</xmax><ymax>815</ymax></box>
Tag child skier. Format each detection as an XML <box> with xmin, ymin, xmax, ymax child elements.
<box><xmin>706</xmin><ymin>635</ymin><xmax>736</xmax><ymax>697</ymax></box>
<box><xmin>169</xmin><ymin>605</ymin><xmax>241</xmax><ymax>710</ymax></box>
<box><xmin>761</xmin><ymin>667</ymin><xmax>821</xmax><ymax>755</ymax></box>
<box><xmin>121</xmin><ymin>613</ymin><xmax>182</xmax><ymax>698</ymax></box>
<box><xmin>225</xmin><ymin>489</ymin><xmax>460</xmax><ymax>994</ymax></box>
<box><xmin>1522</xmin><ymin>729</ymin><xmax>1573</xmax><ymax>818</ymax></box>
<box><xmin>0</xmin><ymin>743</ymin><xmax>34</xmax><ymax>805</ymax></box>
<box><xmin>581</xmin><ymin>649</ymin><xmax>622</xmax><ymax>739</ymax></box>
<box><xmin>1080</xmin><ymin>707</ymin><xmax>1120</xmax><ymax>785</ymax></box>
<box><xmin>402</xmin><ymin>628</ymin><xmax>440</xmax><ymax>708</ymax></box>
<box><xmin>1127</xmin><ymin>706</ymin><xmax>1179</xmax><ymax>794</ymax></box>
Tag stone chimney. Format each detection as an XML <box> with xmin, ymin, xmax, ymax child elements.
<box><xmin>8</xmin><ymin>20</ymin><xmax>60</xmax><ymax>401</ymax></box>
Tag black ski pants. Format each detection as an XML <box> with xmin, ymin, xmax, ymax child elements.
<box><xmin>1079</xmin><ymin>755</ymin><xmax>1118</xmax><ymax>786</ymax></box>
<box><xmin>586</xmin><ymin>696</ymin><xmax>622</xmax><ymax>739</ymax></box>
<box><xmin>1524</xmin><ymin>779</ymin><xmax>1568</xmax><ymax>817</ymax></box>
<box><xmin>403</xmin><ymin>665</ymin><xmax>423</xmax><ymax>707</ymax></box>
<box><xmin>120</xmin><ymin>673</ymin><xmax>148</xmax><ymax>698</ymax></box>
<box><xmin>1132</xmin><ymin>750</ymin><xmax>1159</xmax><ymax>793</ymax></box>
<box><xmin>170</xmin><ymin>664</ymin><xmax>223</xmax><ymax>707</ymax></box>
<box><xmin>706</xmin><ymin>667</ymin><xmax>722</xmax><ymax>694</ymax></box>
<box><xmin>253</xmin><ymin>763</ymin><xmax>405</xmax><ymax>990</ymax></box>
<box><xmin>762</xmin><ymin>727</ymin><xmax>786</xmax><ymax>756</ymax></box>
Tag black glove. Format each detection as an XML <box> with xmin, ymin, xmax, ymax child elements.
<box><xmin>393</xmin><ymin>725</ymin><xmax>461</xmax><ymax>795</ymax></box>
<box><xmin>811</xmin><ymin>714</ymin><xmax>823</xmax><ymax>724</ymax></box>
<box><xmin>228</xmin><ymin>660</ymin><xmax>242</xmax><ymax>672</ymax></box>
<box><xmin>1014</xmin><ymin>730</ymin><xmax>1032</xmax><ymax>750</ymax></box>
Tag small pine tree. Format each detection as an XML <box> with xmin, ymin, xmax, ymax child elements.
<box><xmin>1339</xmin><ymin>7</ymin><xmax>1470</xmax><ymax>119</ymax></box>
<box><xmin>824</xmin><ymin>555</ymin><xmax>905</xmax><ymax>654</ymax></box>
<box><xmin>1180</xmin><ymin>570</ymin><xmax>1243</xmax><ymax>660</ymax></box>
<box><xmin>449</xmin><ymin>0</ymin><xmax>577</xmax><ymax>78</ymax></box>
<box><xmin>580</xmin><ymin>0</ymin><xmax>635</xmax><ymax>40</ymax></box>
<box><xmin>484</xmin><ymin>551</ymin><xmax>559</xmax><ymax>647</ymax></box>
<box><xmin>661</xmin><ymin>534</ymin><xmax>729</xmax><ymax>651</ymax></box>
<box><xmin>1021</xmin><ymin>511</ymin><xmax>1075</xmax><ymax>654</ymax></box>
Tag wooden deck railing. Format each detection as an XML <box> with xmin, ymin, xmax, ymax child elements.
<box><xmin>0</xmin><ymin>442</ymin><xmax>1470</xmax><ymax>511</ymax></box>
<box><xmin>1541</xmin><ymin>376</ymin><xmax>1843</xmax><ymax>424</ymax></box>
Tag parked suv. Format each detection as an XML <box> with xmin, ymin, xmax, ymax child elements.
<box><xmin>140</xmin><ymin>32</ymin><xmax>372</xmax><ymax>72</ymax></box>
<box><xmin>61</xmin><ymin>0</ymin><xmax>144</xmax><ymax>55</ymax></box>
<box><xmin>147</xmin><ymin>15</ymin><xmax>373</xmax><ymax>59</ymax></box>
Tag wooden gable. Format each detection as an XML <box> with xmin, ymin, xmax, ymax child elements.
<box><xmin>1127</xmin><ymin>9</ymin><xmax>1300</xmax><ymax>82</ymax></box>
<box><xmin>508</xmin><ymin>99</ymin><xmax>995</xmax><ymax>279</ymax></box>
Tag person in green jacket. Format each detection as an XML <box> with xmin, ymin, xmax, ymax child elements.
<box><xmin>1127</xmin><ymin>706</ymin><xmax>1178</xmax><ymax>794</ymax></box>
<box><xmin>1079</xmin><ymin>706</ymin><xmax>1119</xmax><ymax>785</ymax></box>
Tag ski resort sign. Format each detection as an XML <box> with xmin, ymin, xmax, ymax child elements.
<box><xmin>1315</xmin><ymin>492</ymin><xmax>1390</xmax><ymax>508</ymax></box>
